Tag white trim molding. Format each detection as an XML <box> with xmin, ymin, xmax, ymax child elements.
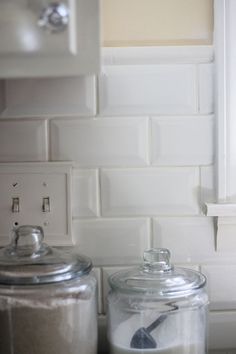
<box><xmin>206</xmin><ymin>0</ymin><xmax>236</xmax><ymax>219</ymax></box>
<box><xmin>206</xmin><ymin>0</ymin><xmax>236</xmax><ymax>252</ymax></box>
<box><xmin>214</xmin><ymin>0</ymin><xmax>227</xmax><ymax>202</ymax></box>
<box><xmin>206</xmin><ymin>203</ymin><xmax>236</xmax><ymax>217</ymax></box>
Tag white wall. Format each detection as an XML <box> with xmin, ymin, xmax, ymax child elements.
<box><xmin>102</xmin><ymin>0</ymin><xmax>213</xmax><ymax>46</ymax></box>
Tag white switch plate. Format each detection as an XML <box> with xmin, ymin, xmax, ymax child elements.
<box><xmin>0</xmin><ymin>163</ymin><xmax>72</xmax><ymax>245</ymax></box>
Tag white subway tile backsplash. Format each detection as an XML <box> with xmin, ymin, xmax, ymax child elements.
<box><xmin>199</xmin><ymin>63</ymin><xmax>214</xmax><ymax>114</ymax></box>
<box><xmin>73</xmin><ymin>218</ymin><xmax>150</xmax><ymax>266</ymax></box>
<box><xmin>209</xmin><ymin>312</ymin><xmax>236</xmax><ymax>350</ymax></box>
<box><xmin>101</xmin><ymin>168</ymin><xmax>200</xmax><ymax>216</ymax></box>
<box><xmin>202</xmin><ymin>265</ymin><xmax>236</xmax><ymax>310</ymax></box>
<box><xmin>72</xmin><ymin>169</ymin><xmax>99</xmax><ymax>217</ymax></box>
<box><xmin>153</xmin><ymin>217</ymin><xmax>215</xmax><ymax>263</ymax></box>
<box><xmin>200</xmin><ymin>165</ymin><xmax>216</xmax><ymax>207</ymax></box>
<box><xmin>0</xmin><ymin>119</ymin><xmax>47</xmax><ymax>162</ymax></box>
<box><xmin>99</xmin><ymin>65</ymin><xmax>197</xmax><ymax>115</ymax></box>
<box><xmin>50</xmin><ymin>117</ymin><xmax>148</xmax><ymax>166</ymax></box>
<box><xmin>1</xmin><ymin>77</ymin><xmax>96</xmax><ymax>117</ymax></box>
<box><xmin>216</xmin><ymin>217</ymin><xmax>236</xmax><ymax>252</ymax></box>
<box><xmin>0</xmin><ymin>47</ymin><xmax>226</xmax><ymax>351</ymax></box>
<box><xmin>151</xmin><ymin>115</ymin><xmax>214</xmax><ymax>166</ymax></box>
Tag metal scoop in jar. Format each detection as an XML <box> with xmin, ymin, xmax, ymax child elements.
<box><xmin>130</xmin><ymin>314</ymin><xmax>167</xmax><ymax>349</ymax></box>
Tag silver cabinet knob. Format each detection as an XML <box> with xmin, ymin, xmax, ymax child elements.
<box><xmin>38</xmin><ymin>2</ymin><xmax>69</xmax><ymax>33</ymax></box>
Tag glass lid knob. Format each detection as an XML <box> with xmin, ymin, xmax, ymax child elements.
<box><xmin>8</xmin><ymin>225</ymin><xmax>45</xmax><ymax>257</ymax></box>
<box><xmin>143</xmin><ymin>248</ymin><xmax>172</xmax><ymax>272</ymax></box>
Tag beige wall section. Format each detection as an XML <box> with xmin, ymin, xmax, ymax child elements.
<box><xmin>102</xmin><ymin>0</ymin><xmax>213</xmax><ymax>46</ymax></box>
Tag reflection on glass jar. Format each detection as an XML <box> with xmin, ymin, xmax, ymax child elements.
<box><xmin>107</xmin><ymin>248</ymin><xmax>208</xmax><ymax>354</ymax></box>
<box><xmin>0</xmin><ymin>225</ymin><xmax>97</xmax><ymax>354</ymax></box>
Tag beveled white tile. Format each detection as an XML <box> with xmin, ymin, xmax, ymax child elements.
<box><xmin>101</xmin><ymin>168</ymin><xmax>200</xmax><ymax>216</ymax></box>
<box><xmin>93</xmin><ymin>267</ymin><xmax>102</xmax><ymax>314</ymax></box>
<box><xmin>151</xmin><ymin>115</ymin><xmax>214</xmax><ymax>165</ymax></box>
<box><xmin>0</xmin><ymin>119</ymin><xmax>47</xmax><ymax>162</ymax></box>
<box><xmin>209</xmin><ymin>311</ymin><xmax>236</xmax><ymax>350</ymax></box>
<box><xmin>50</xmin><ymin>117</ymin><xmax>148</xmax><ymax>166</ymax></box>
<box><xmin>199</xmin><ymin>63</ymin><xmax>214</xmax><ymax>114</ymax></box>
<box><xmin>102</xmin><ymin>266</ymin><xmax>133</xmax><ymax>313</ymax></box>
<box><xmin>217</xmin><ymin>217</ymin><xmax>236</xmax><ymax>252</ymax></box>
<box><xmin>2</xmin><ymin>76</ymin><xmax>96</xmax><ymax>117</ymax></box>
<box><xmin>72</xmin><ymin>169</ymin><xmax>99</xmax><ymax>217</ymax></box>
<box><xmin>73</xmin><ymin>218</ymin><xmax>150</xmax><ymax>266</ymax></box>
<box><xmin>99</xmin><ymin>65</ymin><xmax>197</xmax><ymax>115</ymax></box>
<box><xmin>200</xmin><ymin>165</ymin><xmax>216</xmax><ymax>207</ymax></box>
<box><xmin>202</xmin><ymin>264</ymin><xmax>236</xmax><ymax>310</ymax></box>
<box><xmin>153</xmin><ymin>217</ymin><xmax>215</xmax><ymax>263</ymax></box>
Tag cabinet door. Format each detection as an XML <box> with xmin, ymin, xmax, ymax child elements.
<box><xmin>0</xmin><ymin>0</ymin><xmax>100</xmax><ymax>77</ymax></box>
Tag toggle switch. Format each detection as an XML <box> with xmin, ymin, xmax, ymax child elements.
<box><xmin>42</xmin><ymin>197</ymin><xmax>50</xmax><ymax>213</ymax></box>
<box><xmin>0</xmin><ymin>163</ymin><xmax>72</xmax><ymax>243</ymax></box>
<box><xmin>12</xmin><ymin>198</ymin><xmax>20</xmax><ymax>213</ymax></box>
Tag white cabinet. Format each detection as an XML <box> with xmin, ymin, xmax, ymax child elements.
<box><xmin>0</xmin><ymin>0</ymin><xmax>100</xmax><ymax>78</ymax></box>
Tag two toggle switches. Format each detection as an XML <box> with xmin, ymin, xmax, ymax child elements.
<box><xmin>0</xmin><ymin>164</ymin><xmax>71</xmax><ymax>240</ymax></box>
<box><xmin>12</xmin><ymin>197</ymin><xmax>51</xmax><ymax>213</ymax></box>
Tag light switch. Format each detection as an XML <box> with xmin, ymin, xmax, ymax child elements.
<box><xmin>12</xmin><ymin>197</ymin><xmax>20</xmax><ymax>213</ymax></box>
<box><xmin>0</xmin><ymin>163</ymin><xmax>72</xmax><ymax>245</ymax></box>
<box><xmin>42</xmin><ymin>197</ymin><xmax>50</xmax><ymax>213</ymax></box>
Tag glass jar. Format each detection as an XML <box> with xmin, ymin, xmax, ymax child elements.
<box><xmin>107</xmin><ymin>248</ymin><xmax>208</xmax><ymax>354</ymax></box>
<box><xmin>0</xmin><ymin>225</ymin><xmax>97</xmax><ymax>354</ymax></box>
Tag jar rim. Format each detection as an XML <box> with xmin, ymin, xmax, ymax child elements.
<box><xmin>108</xmin><ymin>249</ymin><xmax>207</xmax><ymax>298</ymax></box>
<box><xmin>0</xmin><ymin>226</ymin><xmax>92</xmax><ymax>285</ymax></box>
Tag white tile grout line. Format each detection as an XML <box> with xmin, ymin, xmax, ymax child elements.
<box><xmin>100</xmin><ymin>267</ymin><xmax>105</xmax><ymax>315</ymax></box>
<box><xmin>196</xmin><ymin>64</ymin><xmax>201</xmax><ymax>114</ymax></box>
<box><xmin>72</xmin><ymin>215</ymin><xmax>212</xmax><ymax>221</ymax></box>
<box><xmin>199</xmin><ymin>165</ymin><xmax>204</xmax><ymax>215</ymax></box>
<box><xmin>95</xmin><ymin>75</ymin><xmax>100</xmax><ymax>116</ymax></box>
<box><xmin>147</xmin><ymin>117</ymin><xmax>152</xmax><ymax>165</ymax></box>
<box><xmin>149</xmin><ymin>217</ymin><xmax>154</xmax><ymax>248</ymax></box>
<box><xmin>97</xmin><ymin>168</ymin><xmax>102</xmax><ymax>217</ymax></box>
<box><xmin>45</xmin><ymin>119</ymin><xmax>50</xmax><ymax>162</ymax></box>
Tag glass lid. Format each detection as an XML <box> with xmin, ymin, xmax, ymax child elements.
<box><xmin>109</xmin><ymin>248</ymin><xmax>206</xmax><ymax>298</ymax></box>
<box><xmin>0</xmin><ymin>225</ymin><xmax>92</xmax><ymax>285</ymax></box>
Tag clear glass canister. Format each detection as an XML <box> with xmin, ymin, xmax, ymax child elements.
<box><xmin>107</xmin><ymin>248</ymin><xmax>208</xmax><ymax>354</ymax></box>
<box><xmin>0</xmin><ymin>225</ymin><xmax>97</xmax><ymax>354</ymax></box>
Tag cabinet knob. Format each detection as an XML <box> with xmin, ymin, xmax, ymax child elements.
<box><xmin>38</xmin><ymin>2</ymin><xmax>69</xmax><ymax>33</ymax></box>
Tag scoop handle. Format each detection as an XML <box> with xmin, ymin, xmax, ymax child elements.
<box><xmin>146</xmin><ymin>314</ymin><xmax>167</xmax><ymax>334</ymax></box>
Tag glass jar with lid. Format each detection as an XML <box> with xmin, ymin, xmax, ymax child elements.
<box><xmin>107</xmin><ymin>248</ymin><xmax>208</xmax><ymax>354</ymax></box>
<box><xmin>0</xmin><ymin>225</ymin><xmax>97</xmax><ymax>354</ymax></box>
